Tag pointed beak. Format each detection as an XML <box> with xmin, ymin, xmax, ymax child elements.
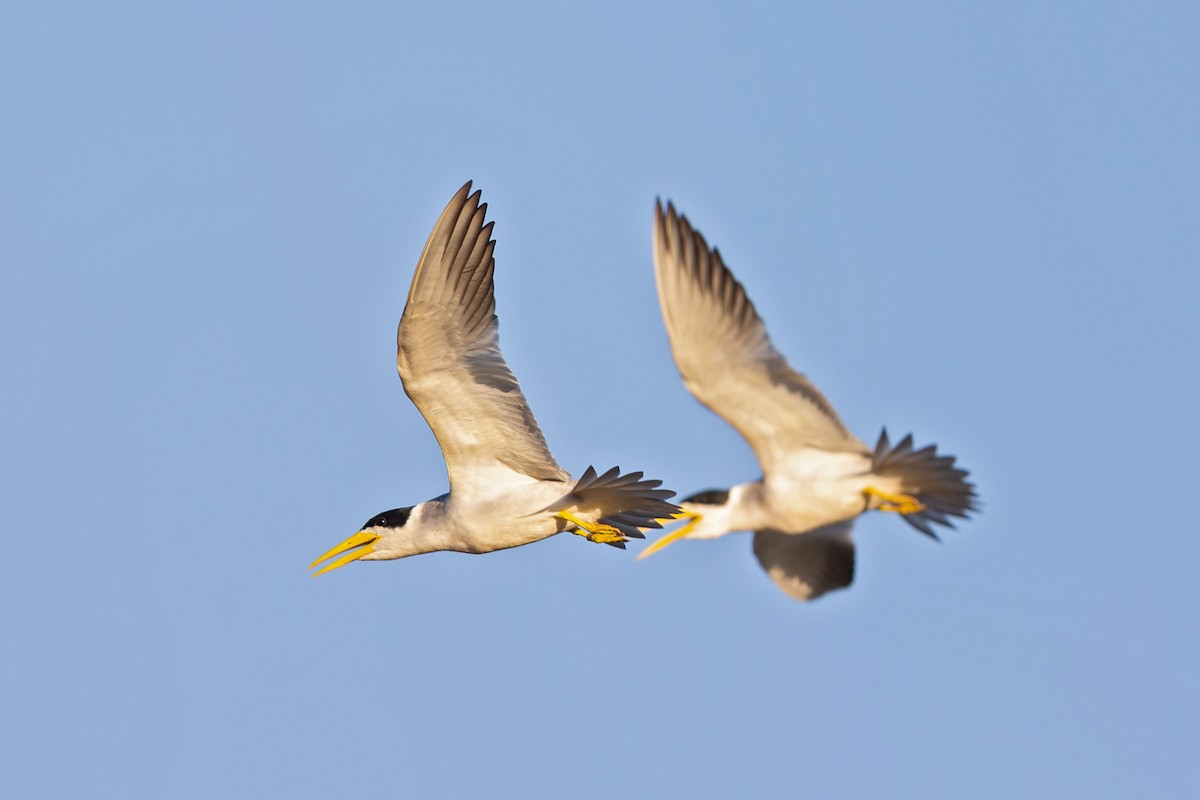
<box><xmin>309</xmin><ymin>530</ymin><xmax>381</xmax><ymax>576</ymax></box>
<box><xmin>637</xmin><ymin>511</ymin><xmax>701</xmax><ymax>560</ymax></box>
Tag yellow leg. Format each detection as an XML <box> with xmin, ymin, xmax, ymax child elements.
<box><xmin>556</xmin><ymin>510</ymin><xmax>628</xmax><ymax>545</ymax></box>
<box><xmin>863</xmin><ymin>486</ymin><xmax>927</xmax><ymax>515</ymax></box>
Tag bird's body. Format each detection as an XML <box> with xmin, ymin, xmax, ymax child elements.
<box><xmin>675</xmin><ymin>468</ymin><xmax>858</xmax><ymax>540</ymax></box>
<box><xmin>367</xmin><ymin>483</ymin><xmax>563</xmax><ymax>559</ymax></box>
<box><xmin>640</xmin><ymin>200</ymin><xmax>977</xmax><ymax>601</ymax></box>
<box><xmin>311</xmin><ymin>183</ymin><xmax>677</xmax><ymax>576</ymax></box>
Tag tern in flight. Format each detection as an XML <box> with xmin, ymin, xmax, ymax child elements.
<box><xmin>311</xmin><ymin>183</ymin><xmax>678</xmax><ymax>576</ymax></box>
<box><xmin>639</xmin><ymin>200</ymin><xmax>977</xmax><ymax>601</ymax></box>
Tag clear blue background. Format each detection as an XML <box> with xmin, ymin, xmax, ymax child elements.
<box><xmin>3</xmin><ymin>2</ymin><xmax>1197</xmax><ymax>797</ymax></box>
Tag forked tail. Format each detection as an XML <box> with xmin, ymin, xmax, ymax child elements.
<box><xmin>548</xmin><ymin>466</ymin><xmax>680</xmax><ymax>549</ymax></box>
<box><xmin>871</xmin><ymin>428</ymin><xmax>978</xmax><ymax>540</ymax></box>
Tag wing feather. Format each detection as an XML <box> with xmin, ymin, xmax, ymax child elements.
<box><xmin>397</xmin><ymin>183</ymin><xmax>567</xmax><ymax>497</ymax></box>
<box><xmin>752</xmin><ymin>522</ymin><xmax>856</xmax><ymax>602</ymax></box>
<box><xmin>652</xmin><ymin>201</ymin><xmax>867</xmax><ymax>476</ymax></box>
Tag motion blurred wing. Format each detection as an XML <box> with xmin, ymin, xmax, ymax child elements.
<box><xmin>752</xmin><ymin>522</ymin><xmax>856</xmax><ymax>601</ymax></box>
<box><xmin>652</xmin><ymin>201</ymin><xmax>867</xmax><ymax>478</ymax></box>
<box><xmin>398</xmin><ymin>182</ymin><xmax>568</xmax><ymax>498</ymax></box>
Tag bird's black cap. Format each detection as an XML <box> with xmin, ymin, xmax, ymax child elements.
<box><xmin>363</xmin><ymin>507</ymin><xmax>413</xmax><ymax>529</ymax></box>
<box><xmin>682</xmin><ymin>488</ymin><xmax>730</xmax><ymax>506</ymax></box>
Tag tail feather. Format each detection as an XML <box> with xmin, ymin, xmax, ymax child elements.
<box><xmin>871</xmin><ymin>428</ymin><xmax>978</xmax><ymax>540</ymax></box>
<box><xmin>548</xmin><ymin>465</ymin><xmax>680</xmax><ymax>538</ymax></box>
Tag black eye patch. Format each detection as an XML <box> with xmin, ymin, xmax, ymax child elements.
<box><xmin>364</xmin><ymin>506</ymin><xmax>413</xmax><ymax>529</ymax></box>
<box><xmin>683</xmin><ymin>489</ymin><xmax>730</xmax><ymax>506</ymax></box>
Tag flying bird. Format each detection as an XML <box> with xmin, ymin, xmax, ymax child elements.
<box><xmin>311</xmin><ymin>183</ymin><xmax>678</xmax><ymax>576</ymax></box>
<box><xmin>638</xmin><ymin>200</ymin><xmax>977</xmax><ymax>601</ymax></box>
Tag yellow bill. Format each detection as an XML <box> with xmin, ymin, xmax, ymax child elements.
<box><xmin>309</xmin><ymin>530</ymin><xmax>381</xmax><ymax>576</ymax></box>
<box><xmin>637</xmin><ymin>512</ymin><xmax>701</xmax><ymax>560</ymax></box>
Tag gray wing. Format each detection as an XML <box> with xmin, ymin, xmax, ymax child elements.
<box><xmin>653</xmin><ymin>201</ymin><xmax>867</xmax><ymax>476</ymax></box>
<box><xmin>397</xmin><ymin>182</ymin><xmax>567</xmax><ymax>498</ymax></box>
<box><xmin>752</xmin><ymin>522</ymin><xmax>856</xmax><ymax>602</ymax></box>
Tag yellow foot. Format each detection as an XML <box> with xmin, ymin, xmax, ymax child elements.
<box><xmin>556</xmin><ymin>510</ymin><xmax>628</xmax><ymax>545</ymax></box>
<box><xmin>863</xmin><ymin>486</ymin><xmax>927</xmax><ymax>515</ymax></box>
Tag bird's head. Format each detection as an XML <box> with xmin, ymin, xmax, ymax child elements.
<box><xmin>309</xmin><ymin>506</ymin><xmax>415</xmax><ymax>576</ymax></box>
<box><xmin>637</xmin><ymin>488</ymin><xmax>733</xmax><ymax>559</ymax></box>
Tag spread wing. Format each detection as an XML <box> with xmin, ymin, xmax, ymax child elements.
<box><xmin>652</xmin><ymin>200</ymin><xmax>868</xmax><ymax>477</ymax></box>
<box><xmin>397</xmin><ymin>182</ymin><xmax>567</xmax><ymax>498</ymax></box>
<box><xmin>752</xmin><ymin>522</ymin><xmax>856</xmax><ymax>602</ymax></box>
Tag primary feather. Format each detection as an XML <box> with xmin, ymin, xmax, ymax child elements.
<box><xmin>398</xmin><ymin>183</ymin><xmax>569</xmax><ymax>499</ymax></box>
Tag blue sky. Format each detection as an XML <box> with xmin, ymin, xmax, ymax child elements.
<box><xmin>3</xmin><ymin>2</ymin><xmax>1198</xmax><ymax>797</ymax></box>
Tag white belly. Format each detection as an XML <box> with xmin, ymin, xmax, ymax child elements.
<box><xmin>758</xmin><ymin>449</ymin><xmax>887</xmax><ymax>532</ymax></box>
<box><xmin>440</xmin><ymin>479</ymin><xmax>573</xmax><ymax>553</ymax></box>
